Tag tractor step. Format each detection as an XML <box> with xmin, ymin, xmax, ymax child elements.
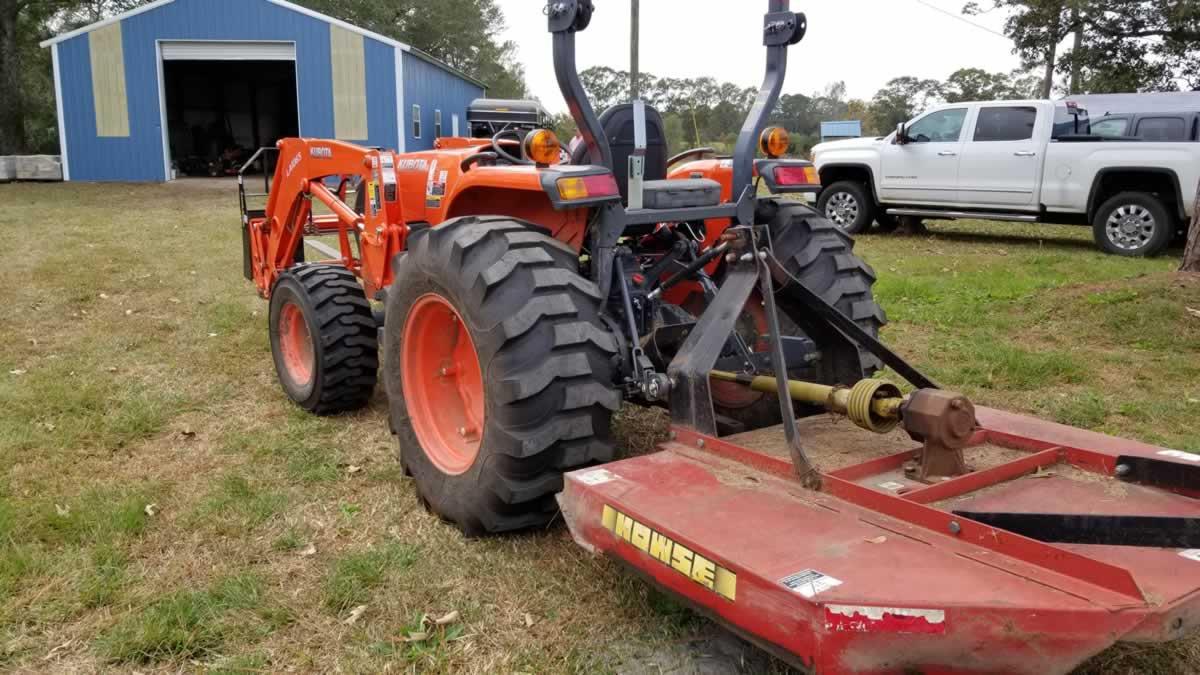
<box><xmin>559</xmin><ymin>409</ymin><xmax>1200</xmax><ymax>674</ymax></box>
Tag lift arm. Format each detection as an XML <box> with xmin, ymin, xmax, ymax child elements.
<box><xmin>245</xmin><ymin>139</ymin><xmax>408</xmax><ymax>299</ymax></box>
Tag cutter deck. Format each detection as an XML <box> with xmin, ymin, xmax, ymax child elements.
<box><xmin>560</xmin><ymin>409</ymin><xmax>1200</xmax><ymax>674</ymax></box>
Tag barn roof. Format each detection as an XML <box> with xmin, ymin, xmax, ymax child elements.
<box><xmin>39</xmin><ymin>0</ymin><xmax>486</xmax><ymax>89</ymax></box>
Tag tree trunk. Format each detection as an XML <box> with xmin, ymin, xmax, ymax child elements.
<box><xmin>1182</xmin><ymin>177</ymin><xmax>1200</xmax><ymax>273</ymax></box>
<box><xmin>1069</xmin><ymin>6</ymin><xmax>1083</xmax><ymax>94</ymax></box>
<box><xmin>0</xmin><ymin>0</ymin><xmax>27</xmax><ymax>155</ymax></box>
<box><xmin>1041</xmin><ymin>42</ymin><xmax>1058</xmax><ymax>99</ymax></box>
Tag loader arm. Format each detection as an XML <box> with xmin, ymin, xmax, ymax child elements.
<box><xmin>247</xmin><ymin>139</ymin><xmax>408</xmax><ymax>299</ymax></box>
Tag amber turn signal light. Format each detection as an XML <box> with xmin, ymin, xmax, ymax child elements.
<box><xmin>759</xmin><ymin>127</ymin><xmax>791</xmax><ymax>158</ymax></box>
<box><xmin>524</xmin><ymin>129</ymin><xmax>562</xmax><ymax>165</ymax></box>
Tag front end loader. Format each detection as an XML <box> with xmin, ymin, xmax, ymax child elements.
<box><xmin>238</xmin><ymin>2</ymin><xmax>1200</xmax><ymax>672</ymax></box>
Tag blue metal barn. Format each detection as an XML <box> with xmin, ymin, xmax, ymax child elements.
<box><xmin>42</xmin><ymin>0</ymin><xmax>486</xmax><ymax>182</ymax></box>
<box><xmin>819</xmin><ymin>120</ymin><xmax>863</xmax><ymax>142</ymax></box>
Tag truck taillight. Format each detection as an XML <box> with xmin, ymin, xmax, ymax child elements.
<box><xmin>557</xmin><ymin>174</ymin><xmax>620</xmax><ymax>201</ymax></box>
<box><xmin>774</xmin><ymin>165</ymin><xmax>819</xmax><ymax>186</ymax></box>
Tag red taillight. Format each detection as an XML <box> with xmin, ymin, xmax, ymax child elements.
<box><xmin>582</xmin><ymin>173</ymin><xmax>619</xmax><ymax>196</ymax></box>
<box><xmin>556</xmin><ymin>173</ymin><xmax>620</xmax><ymax>201</ymax></box>
<box><xmin>774</xmin><ymin>165</ymin><xmax>819</xmax><ymax>186</ymax></box>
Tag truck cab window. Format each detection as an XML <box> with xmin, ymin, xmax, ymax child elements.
<box><xmin>973</xmin><ymin>106</ymin><xmax>1037</xmax><ymax>142</ymax></box>
<box><xmin>1091</xmin><ymin>118</ymin><xmax>1130</xmax><ymax>138</ymax></box>
<box><xmin>906</xmin><ymin>108</ymin><xmax>967</xmax><ymax>143</ymax></box>
<box><xmin>1136</xmin><ymin>117</ymin><xmax>1187</xmax><ymax>142</ymax></box>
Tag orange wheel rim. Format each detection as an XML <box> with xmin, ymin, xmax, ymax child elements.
<box><xmin>279</xmin><ymin>302</ymin><xmax>314</xmax><ymax>386</ymax></box>
<box><xmin>401</xmin><ymin>293</ymin><xmax>485</xmax><ymax>475</ymax></box>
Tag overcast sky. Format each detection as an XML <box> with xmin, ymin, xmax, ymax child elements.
<box><xmin>493</xmin><ymin>0</ymin><xmax>1023</xmax><ymax>112</ymax></box>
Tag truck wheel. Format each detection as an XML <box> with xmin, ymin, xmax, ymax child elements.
<box><xmin>384</xmin><ymin>217</ymin><xmax>621</xmax><ymax>535</ymax></box>
<box><xmin>269</xmin><ymin>265</ymin><xmax>379</xmax><ymax>415</ymax></box>
<box><xmin>714</xmin><ymin>201</ymin><xmax>888</xmax><ymax>431</ymax></box>
<box><xmin>1093</xmin><ymin>192</ymin><xmax>1173</xmax><ymax>257</ymax></box>
<box><xmin>817</xmin><ymin>181</ymin><xmax>876</xmax><ymax>234</ymax></box>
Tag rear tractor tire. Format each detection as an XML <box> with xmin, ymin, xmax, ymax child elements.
<box><xmin>269</xmin><ymin>264</ymin><xmax>379</xmax><ymax>415</ymax></box>
<box><xmin>384</xmin><ymin>217</ymin><xmax>621</xmax><ymax>536</ymax></box>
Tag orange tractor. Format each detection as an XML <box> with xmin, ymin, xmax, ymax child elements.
<box><xmin>240</xmin><ymin>2</ymin><xmax>1200</xmax><ymax>672</ymax></box>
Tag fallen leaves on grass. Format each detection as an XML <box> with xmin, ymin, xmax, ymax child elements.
<box><xmin>1187</xmin><ymin>307</ymin><xmax>1200</xmax><ymax>319</ymax></box>
<box><xmin>42</xmin><ymin>639</ymin><xmax>73</xmax><ymax>662</ymax></box>
<box><xmin>432</xmin><ymin>610</ymin><xmax>459</xmax><ymax>626</ymax></box>
<box><xmin>403</xmin><ymin>611</ymin><xmax>463</xmax><ymax>643</ymax></box>
<box><xmin>342</xmin><ymin>605</ymin><xmax>368</xmax><ymax>625</ymax></box>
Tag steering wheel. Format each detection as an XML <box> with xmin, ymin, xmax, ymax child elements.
<box><xmin>490</xmin><ymin>129</ymin><xmax>533</xmax><ymax>165</ymax></box>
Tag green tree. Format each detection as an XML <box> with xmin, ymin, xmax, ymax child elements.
<box><xmin>1</xmin><ymin>0</ymin><xmax>146</xmax><ymax>153</ymax></box>
<box><xmin>868</xmin><ymin>77</ymin><xmax>943</xmax><ymax>133</ymax></box>
<box><xmin>943</xmin><ymin>68</ymin><xmax>1025</xmax><ymax>102</ymax></box>
<box><xmin>967</xmin><ymin>0</ymin><xmax>1200</xmax><ymax>95</ymax></box>
<box><xmin>301</xmin><ymin>0</ymin><xmax>528</xmax><ymax>98</ymax></box>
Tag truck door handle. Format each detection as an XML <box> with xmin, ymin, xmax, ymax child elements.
<box><xmin>1013</xmin><ymin>151</ymin><xmax>1036</xmax><ymax>157</ymax></box>
<box><xmin>937</xmin><ymin>151</ymin><xmax>957</xmax><ymax>157</ymax></box>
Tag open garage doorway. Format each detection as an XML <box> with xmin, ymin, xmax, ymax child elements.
<box><xmin>159</xmin><ymin>41</ymin><xmax>299</xmax><ymax>179</ymax></box>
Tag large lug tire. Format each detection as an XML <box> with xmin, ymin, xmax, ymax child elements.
<box><xmin>268</xmin><ymin>265</ymin><xmax>379</xmax><ymax>415</ymax></box>
<box><xmin>817</xmin><ymin>180</ymin><xmax>876</xmax><ymax>234</ymax></box>
<box><xmin>384</xmin><ymin>216</ymin><xmax>621</xmax><ymax>536</ymax></box>
<box><xmin>709</xmin><ymin>201</ymin><xmax>888</xmax><ymax>431</ymax></box>
<box><xmin>1092</xmin><ymin>192</ymin><xmax>1173</xmax><ymax>257</ymax></box>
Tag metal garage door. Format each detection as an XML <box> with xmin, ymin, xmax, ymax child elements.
<box><xmin>160</xmin><ymin>41</ymin><xmax>296</xmax><ymax>61</ymax></box>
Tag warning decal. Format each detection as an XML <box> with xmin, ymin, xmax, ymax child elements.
<box><xmin>824</xmin><ymin>604</ymin><xmax>947</xmax><ymax>634</ymax></box>
<box><xmin>780</xmin><ymin>569</ymin><xmax>842</xmax><ymax>599</ymax></box>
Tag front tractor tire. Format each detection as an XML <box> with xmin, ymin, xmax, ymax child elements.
<box><xmin>268</xmin><ymin>265</ymin><xmax>379</xmax><ymax>415</ymax></box>
<box><xmin>384</xmin><ymin>217</ymin><xmax>621</xmax><ymax>536</ymax></box>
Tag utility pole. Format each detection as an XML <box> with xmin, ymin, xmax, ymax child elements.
<box><xmin>630</xmin><ymin>0</ymin><xmax>640</xmax><ymax>100</ymax></box>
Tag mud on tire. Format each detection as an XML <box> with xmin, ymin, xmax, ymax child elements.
<box><xmin>384</xmin><ymin>216</ymin><xmax>621</xmax><ymax>536</ymax></box>
<box><xmin>269</xmin><ymin>264</ymin><xmax>379</xmax><ymax>415</ymax></box>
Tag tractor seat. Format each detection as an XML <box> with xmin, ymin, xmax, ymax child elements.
<box><xmin>641</xmin><ymin>178</ymin><xmax>721</xmax><ymax>210</ymax></box>
<box><xmin>571</xmin><ymin>103</ymin><xmax>722</xmax><ymax>210</ymax></box>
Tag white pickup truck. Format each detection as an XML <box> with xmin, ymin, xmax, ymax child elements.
<box><xmin>812</xmin><ymin>100</ymin><xmax>1199</xmax><ymax>256</ymax></box>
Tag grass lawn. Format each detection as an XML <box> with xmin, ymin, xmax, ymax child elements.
<box><xmin>0</xmin><ymin>180</ymin><xmax>1198</xmax><ymax>673</ymax></box>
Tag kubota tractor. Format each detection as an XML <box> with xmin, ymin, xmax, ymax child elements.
<box><xmin>239</xmin><ymin>2</ymin><xmax>1200</xmax><ymax>672</ymax></box>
